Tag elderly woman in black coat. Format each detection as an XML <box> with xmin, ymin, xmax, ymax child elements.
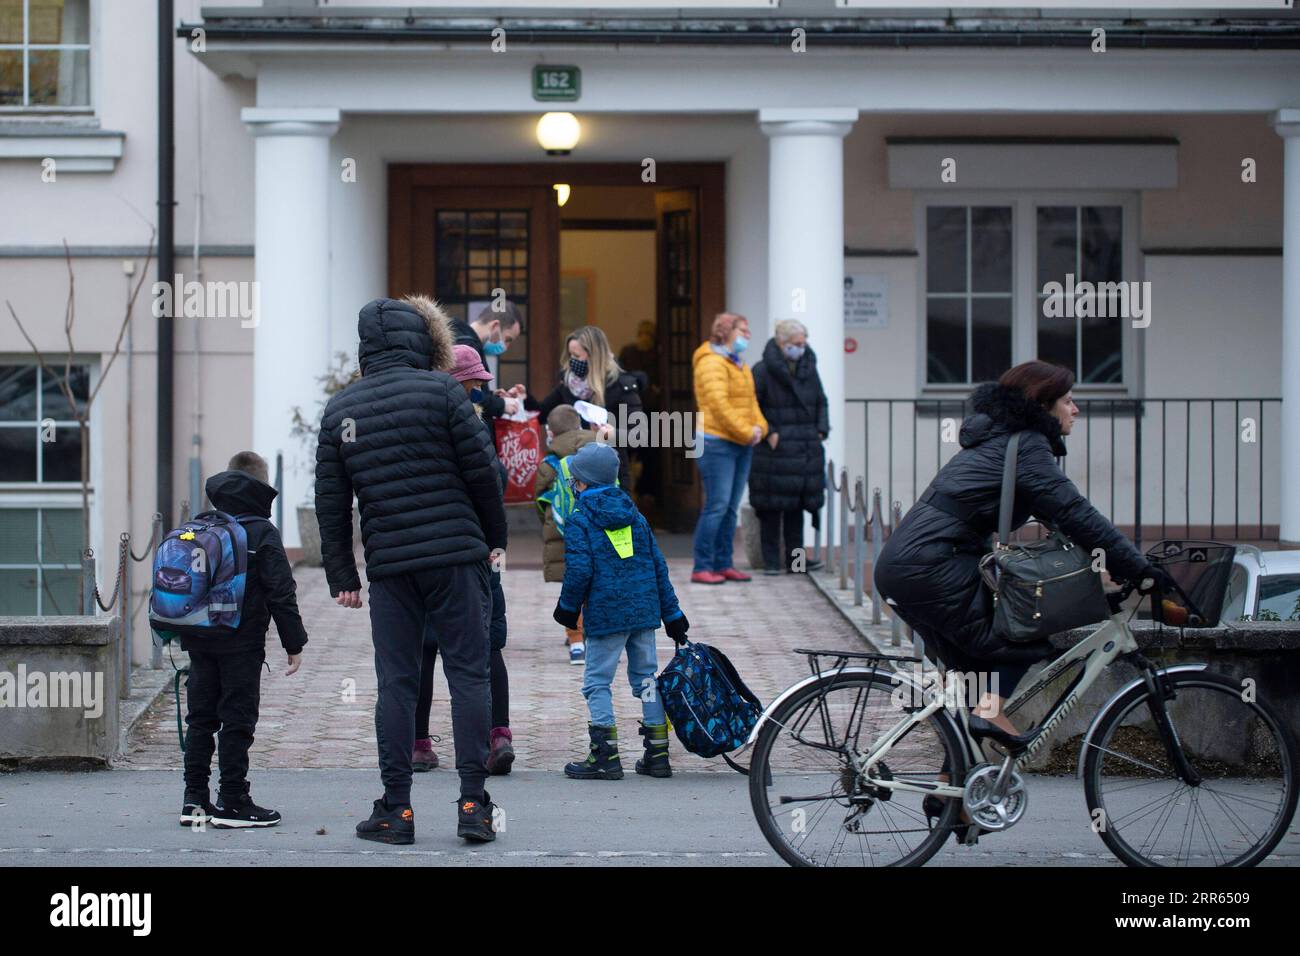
<box><xmin>748</xmin><ymin>320</ymin><xmax>829</xmax><ymax>575</ymax></box>
<box><xmin>874</xmin><ymin>361</ymin><xmax>1168</xmax><ymax>739</ymax></box>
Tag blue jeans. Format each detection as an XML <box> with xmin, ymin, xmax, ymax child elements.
<box><xmin>692</xmin><ymin>435</ymin><xmax>753</xmax><ymax>572</ymax></box>
<box><xmin>581</xmin><ymin>628</ymin><xmax>666</xmax><ymax>727</ymax></box>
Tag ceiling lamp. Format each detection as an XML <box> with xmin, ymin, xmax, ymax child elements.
<box><xmin>537</xmin><ymin>112</ymin><xmax>581</xmax><ymax>156</ymax></box>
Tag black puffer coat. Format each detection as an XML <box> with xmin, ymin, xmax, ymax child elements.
<box><xmin>748</xmin><ymin>338</ymin><xmax>829</xmax><ymax>513</ymax></box>
<box><xmin>314</xmin><ymin>297</ymin><xmax>508</xmax><ymax>597</ymax></box>
<box><xmin>874</xmin><ymin>383</ymin><xmax>1151</xmax><ymax>667</ymax></box>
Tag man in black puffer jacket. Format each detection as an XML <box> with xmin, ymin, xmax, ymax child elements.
<box><xmin>315</xmin><ymin>295</ymin><xmax>507</xmax><ymax>845</ymax></box>
<box><xmin>874</xmin><ymin>366</ymin><xmax>1158</xmax><ymax>708</ymax></box>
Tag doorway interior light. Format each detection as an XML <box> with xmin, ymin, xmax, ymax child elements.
<box><xmin>553</xmin><ymin>183</ymin><xmax>571</xmax><ymax>207</ymax></box>
<box><xmin>537</xmin><ymin>112</ymin><xmax>581</xmax><ymax>155</ymax></box>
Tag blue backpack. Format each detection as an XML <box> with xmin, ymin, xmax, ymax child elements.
<box><xmin>148</xmin><ymin>511</ymin><xmax>252</xmax><ymax>638</ymax></box>
<box><xmin>656</xmin><ymin>641</ymin><xmax>762</xmax><ymax>760</ymax></box>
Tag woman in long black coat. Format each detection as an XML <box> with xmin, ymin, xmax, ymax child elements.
<box><xmin>874</xmin><ymin>361</ymin><xmax>1163</xmax><ymax>734</ymax></box>
<box><xmin>748</xmin><ymin>320</ymin><xmax>829</xmax><ymax>574</ymax></box>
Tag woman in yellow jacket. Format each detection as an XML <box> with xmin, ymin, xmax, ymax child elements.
<box><xmin>690</xmin><ymin>312</ymin><xmax>767</xmax><ymax>584</ymax></box>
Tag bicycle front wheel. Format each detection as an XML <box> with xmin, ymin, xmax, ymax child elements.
<box><xmin>749</xmin><ymin>671</ymin><xmax>967</xmax><ymax>867</ymax></box>
<box><xmin>1083</xmin><ymin>669</ymin><xmax>1298</xmax><ymax>867</ymax></box>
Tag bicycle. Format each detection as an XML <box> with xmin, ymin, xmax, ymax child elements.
<box><xmin>747</xmin><ymin>558</ymin><xmax>1298</xmax><ymax>867</ymax></box>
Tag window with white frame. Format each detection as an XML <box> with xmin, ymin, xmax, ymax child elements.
<box><xmin>0</xmin><ymin>362</ymin><xmax>90</xmax><ymax>615</ymax></box>
<box><xmin>0</xmin><ymin>0</ymin><xmax>90</xmax><ymax>109</ymax></box>
<box><xmin>922</xmin><ymin>195</ymin><xmax>1133</xmax><ymax>388</ymax></box>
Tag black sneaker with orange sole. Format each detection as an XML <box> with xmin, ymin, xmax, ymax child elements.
<box><xmin>356</xmin><ymin>797</ymin><xmax>415</xmax><ymax>845</ymax></box>
<box><xmin>457</xmin><ymin>791</ymin><xmax>497</xmax><ymax>843</ymax></box>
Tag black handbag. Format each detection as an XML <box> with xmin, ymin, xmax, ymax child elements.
<box><xmin>978</xmin><ymin>432</ymin><xmax>1111</xmax><ymax>643</ymax></box>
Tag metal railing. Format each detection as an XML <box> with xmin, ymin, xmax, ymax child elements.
<box><xmin>848</xmin><ymin>397</ymin><xmax>1283</xmax><ymax>546</ymax></box>
<box><xmin>814</xmin><ymin>459</ymin><xmax>914</xmax><ymax>650</ymax></box>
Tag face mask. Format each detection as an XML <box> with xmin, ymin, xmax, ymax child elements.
<box><xmin>569</xmin><ymin>357</ymin><xmax>589</xmax><ymax>379</ymax></box>
<box><xmin>469</xmin><ymin>388</ymin><xmax>485</xmax><ymax>404</ymax></box>
<box><xmin>733</xmin><ymin>336</ymin><xmax>749</xmax><ymax>354</ymax></box>
<box><xmin>783</xmin><ymin>344</ymin><xmax>806</xmax><ymax>361</ymax></box>
<box><xmin>484</xmin><ymin>333</ymin><xmax>507</xmax><ymax>357</ymax></box>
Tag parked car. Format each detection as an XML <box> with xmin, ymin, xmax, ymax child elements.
<box><xmin>1219</xmin><ymin>547</ymin><xmax>1300</xmax><ymax>623</ymax></box>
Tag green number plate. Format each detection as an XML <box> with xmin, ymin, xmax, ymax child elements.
<box><xmin>533</xmin><ymin>65</ymin><xmax>581</xmax><ymax>102</ymax></box>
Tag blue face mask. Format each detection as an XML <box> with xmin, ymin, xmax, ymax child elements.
<box><xmin>733</xmin><ymin>336</ymin><xmax>749</xmax><ymax>354</ymax></box>
<box><xmin>469</xmin><ymin>388</ymin><xmax>485</xmax><ymax>404</ymax></box>
<box><xmin>783</xmin><ymin>344</ymin><xmax>806</xmax><ymax>361</ymax></box>
<box><xmin>484</xmin><ymin>337</ymin><xmax>507</xmax><ymax>357</ymax></box>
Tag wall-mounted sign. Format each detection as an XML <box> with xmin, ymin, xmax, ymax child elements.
<box><xmin>844</xmin><ymin>274</ymin><xmax>888</xmax><ymax>329</ymax></box>
<box><xmin>845</xmin><ymin>337</ymin><xmax>858</xmax><ymax>354</ymax></box>
<box><xmin>533</xmin><ymin>65</ymin><xmax>581</xmax><ymax>103</ymax></box>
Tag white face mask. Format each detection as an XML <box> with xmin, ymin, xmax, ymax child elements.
<box><xmin>783</xmin><ymin>344</ymin><xmax>806</xmax><ymax>361</ymax></box>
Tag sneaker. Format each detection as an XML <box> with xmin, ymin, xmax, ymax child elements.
<box><xmin>412</xmin><ymin>735</ymin><xmax>440</xmax><ymax>773</ymax></box>
<box><xmin>179</xmin><ymin>798</ymin><xmax>217</xmax><ymax>828</ymax></box>
<box><xmin>720</xmin><ymin>567</ymin><xmax>752</xmax><ymax>582</ymax></box>
<box><xmin>762</xmin><ymin>567</ymin><xmax>782</xmax><ymax>576</ymax></box>
<box><xmin>569</xmin><ymin>642</ymin><xmax>586</xmax><ymax>665</ymax></box>
<box><xmin>690</xmin><ymin>570</ymin><xmax>726</xmax><ymax>585</ymax></box>
<box><xmin>356</xmin><ymin>797</ymin><xmax>415</xmax><ymax>845</ymax></box>
<box><xmin>457</xmin><ymin>791</ymin><xmax>498</xmax><ymax>843</ymax></box>
<box><xmin>486</xmin><ymin>727</ymin><xmax>515</xmax><ymax>776</ymax></box>
<box><xmin>211</xmin><ymin>796</ymin><xmax>281</xmax><ymax>829</ymax></box>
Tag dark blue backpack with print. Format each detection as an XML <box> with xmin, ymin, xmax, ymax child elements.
<box><xmin>148</xmin><ymin>511</ymin><xmax>251</xmax><ymax>638</ymax></box>
<box><xmin>657</xmin><ymin>641</ymin><xmax>762</xmax><ymax>761</ymax></box>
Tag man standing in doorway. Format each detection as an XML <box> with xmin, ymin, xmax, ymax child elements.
<box><xmin>452</xmin><ymin>301</ymin><xmax>527</xmax><ymax>420</ymax></box>
<box><xmin>315</xmin><ymin>296</ymin><xmax>508</xmax><ymax>845</ymax></box>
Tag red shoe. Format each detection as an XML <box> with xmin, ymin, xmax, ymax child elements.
<box><xmin>691</xmin><ymin>571</ymin><xmax>726</xmax><ymax>585</ymax></box>
<box><xmin>720</xmin><ymin>568</ymin><xmax>752</xmax><ymax>582</ymax></box>
<box><xmin>412</xmin><ymin>736</ymin><xmax>440</xmax><ymax>772</ymax></box>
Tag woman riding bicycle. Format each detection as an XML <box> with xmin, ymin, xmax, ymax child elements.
<box><xmin>874</xmin><ymin>360</ymin><xmax>1168</xmax><ymax>736</ymax></box>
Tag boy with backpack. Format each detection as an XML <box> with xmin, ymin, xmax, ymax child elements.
<box><xmin>551</xmin><ymin>443</ymin><xmax>689</xmax><ymax>779</ymax></box>
<box><xmin>535</xmin><ymin>404</ymin><xmax>597</xmax><ymax>664</ymax></box>
<box><xmin>156</xmin><ymin>451</ymin><xmax>307</xmax><ymax>829</ymax></box>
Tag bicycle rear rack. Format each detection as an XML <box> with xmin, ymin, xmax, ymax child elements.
<box><xmin>793</xmin><ymin>647</ymin><xmax>921</xmax><ymax>680</ymax></box>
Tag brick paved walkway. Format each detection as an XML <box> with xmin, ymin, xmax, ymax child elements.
<box><xmin>123</xmin><ymin>557</ymin><xmax>862</xmax><ymax>773</ymax></box>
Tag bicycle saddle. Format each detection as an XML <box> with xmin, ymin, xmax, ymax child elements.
<box><xmin>966</xmin><ymin>715</ymin><xmax>1033</xmax><ymax>756</ymax></box>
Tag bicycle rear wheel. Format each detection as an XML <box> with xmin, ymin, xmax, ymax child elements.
<box><xmin>749</xmin><ymin>671</ymin><xmax>967</xmax><ymax>867</ymax></box>
<box><xmin>1083</xmin><ymin>669</ymin><xmax>1298</xmax><ymax>867</ymax></box>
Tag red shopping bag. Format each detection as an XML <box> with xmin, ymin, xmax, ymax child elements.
<box><xmin>493</xmin><ymin>413</ymin><xmax>544</xmax><ymax>504</ymax></box>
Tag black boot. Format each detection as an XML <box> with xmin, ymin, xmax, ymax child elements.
<box><xmin>634</xmin><ymin>722</ymin><xmax>672</xmax><ymax>778</ymax></box>
<box><xmin>355</xmin><ymin>797</ymin><xmax>415</xmax><ymax>845</ymax></box>
<box><xmin>564</xmin><ymin>724</ymin><xmax>624</xmax><ymax>780</ymax></box>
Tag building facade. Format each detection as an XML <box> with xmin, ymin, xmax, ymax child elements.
<box><xmin>3</xmin><ymin>0</ymin><xmax>1299</xmax><ymax>665</ymax></box>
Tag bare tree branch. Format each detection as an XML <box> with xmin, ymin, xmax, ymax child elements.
<box><xmin>89</xmin><ymin>230</ymin><xmax>156</xmax><ymax>407</ymax></box>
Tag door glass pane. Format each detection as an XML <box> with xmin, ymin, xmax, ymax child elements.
<box><xmin>41</xmin><ymin>507</ymin><xmax>82</xmax><ymax>565</ymax></box>
<box><xmin>0</xmin><ymin>508</ymin><xmax>37</xmax><ymax>564</ymax></box>
<box><xmin>0</xmin><ymin>49</ymin><xmax>20</xmax><ymax>105</ymax></box>
<box><xmin>1081</xmin><ymin>206</ymin><xmax>1123</xmax><ymax>284</ymax></box>
<box><xmin>926</xmin><ymin>207</ymin><xmax>966</xmax><ymax>294</ymax></box>
<box><xmin>926</xmin><ymin>298</ymin><xmax>966</xmax><ymax>384</ymax></box>
<box><xmin>0</xmin><ymin>366</ymin><xmax>37</xmax><ymax>421</ymax></box>
<box><xmin>42</xmin><ymin>567</ymin><xmax>80</xmax><ymax>615</ymax></box>
<box><xmin>1037</xmin><ymin>206</ymin><xmax>1077</xmax><ymax>289</ymax></box>
<box><xmin>42</xmin><ymin>425</ymin><xmax>81</xmax><ymax>481</ymax></box>
<box><xmin>0</xmin><ymin>569</ymin><xmax>40</xmax><ymax>616</ymax></box>
<box><xmin>0</xmin><ymin>427</ymin><xmax>37</xmax><ymax>481</ymax></box>
<box><xmin>971</xmin><ymin>207</ymin><xmax>1012</xmax><ymax>293</ymax></box>
<box><xmin>971</xmin><ymin>298</ymin><xmax>1012</xmax><ymax>383</ymax></box>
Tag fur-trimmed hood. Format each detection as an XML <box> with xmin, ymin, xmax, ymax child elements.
<box><xmin>402</xmin><ymin>295</ymin><xmax>456</xmax><ymax>372</ymax></box>
<box><xmin>355</xmin><ymin>295</ymin><xmax>455</xmax><ymax>376</ymax></box>
<box><xmin>959</xmin><ymin>383</ymin><xmax>1067</xmax><ymax>457</ymax></box>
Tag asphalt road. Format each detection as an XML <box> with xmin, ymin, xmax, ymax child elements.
<box><xmin>4</xmin><ymin>769</ymin><xmax>1296</xmax><ymax>867</ymax></box>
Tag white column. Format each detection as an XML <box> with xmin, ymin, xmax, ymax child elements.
<box><xmin>759</xmin><ymin>108</ymin><xmax>857</xmax><ymax>481</ymax></box>
<box><xmin>1275</xmin><ymin>111</ymin><xmax>1300</xmax><ymax>544</ymax></box>
<box><xmin>242</xmin><ymin>107</ymin><xmax>340</xmax><ymax>548</ymax></box>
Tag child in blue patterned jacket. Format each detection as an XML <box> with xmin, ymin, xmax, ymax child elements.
<box><xmin>553</xmin><ymin>443</ymin><xmax>690</xmax><ymax>780</ymax></box>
